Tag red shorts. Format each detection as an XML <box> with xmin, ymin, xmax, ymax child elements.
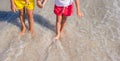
<box><xmin>54</xmin><ymin>4</ymin><xmax>73</xmax><ymax>16</ymax></box>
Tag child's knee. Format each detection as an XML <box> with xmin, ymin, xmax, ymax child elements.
<box><xmin>20</xmin><ymin>13</ymin><xmax>24</xmax><ymax>17</ymax></box>
<box><xmin>19</xmin><ymin>11</ymin><xmax>24</xmax><ymax>16</ymax></box>
<box><xmin>28</xmin><ymin>14</ymin><xmax>33</xmax><ymax>19</ymax></box>
<box><xmin>61</xmin><ymin>20</ymin><xmax>66</xmax><ymax>24</ymax></box>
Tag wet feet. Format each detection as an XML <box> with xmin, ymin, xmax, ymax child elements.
<box><xmin>20</xmin><ymin>27</ymin><xmax>26</xmax><ymax>36</ymax></box>
<box><xmin>53</xmin><ymin>31</ymin><xmax>65</xmax><ymax>40</ymax></box>
<box><xmin>53</xmin><ymin>34</ymin><xmax>60</xmax><ymax>40</ymax></box>
<box><xmin>29</xmin><ymin>29</ymin><xmax>35</xmax><ymax>37</ymax></box>
<box><xmin>19</xmin><ymin>27</ymin><xmax>35</xmax><ymax>37</ymax></box>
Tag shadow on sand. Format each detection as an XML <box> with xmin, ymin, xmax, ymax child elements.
<box><xmin>34</xmin><ymin>14</ymin><xmax>55</xmax><ymax>32</ymax></box>
<box><xmin>0</xmin><ymin>11</ymin><xmax>55</xmax><ymax>32</ymax></box>
<box><xmin>0</xmin><ymin>11</ymin><xmax>20</xmax><ymax>27</ymax></box>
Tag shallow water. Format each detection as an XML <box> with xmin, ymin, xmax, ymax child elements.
<box><xmin>0</xmin><ymin>0</ymin><xmax>120</xmax><ymax>61</ymax></box>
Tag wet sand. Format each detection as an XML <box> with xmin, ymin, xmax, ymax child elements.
<box><xmin>0</xmin><ymin>0</ymin><xmax>120</xmax><ymax>61</ymax></box>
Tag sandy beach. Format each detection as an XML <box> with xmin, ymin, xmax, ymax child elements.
<box><xmin>0</xmin><ymin>0</ymin><xmax>120</xmax><ymax>61</ymax></box>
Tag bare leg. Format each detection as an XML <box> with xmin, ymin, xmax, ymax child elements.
<box><xmin>27</xmin><ymin>9</ymin><xmax>34</xmax><ymax>36</ymax></box>
<box><xmin>60</xmin><ymin>15</ymin><xmax>67</xmax><ymax>33</ymax></box>
<box><xmin>19</xmin><ymin>8</ymin><xmax>26</xmax><ymax>35</ymax></box>
<box><xmin>54</xmin><ymin>15</ymin><xmax>62</xmax><ymax>40</ymax></box>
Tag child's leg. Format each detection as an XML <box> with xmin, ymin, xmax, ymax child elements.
<box><xmin>19</xmin><ymin>8</ymin><xmax>26</xmax><ymax>35</ymax></box>
<box><xmin>54</xmin><ymin>15</ymin><xmax>62</xmax><ymax>40</ymax></box>
<box><xmin>26</xmin><ymin>9</ymin><xmax>34</xmax><ymax>35</ymax></box>
<box><xmin>60</xmin><ymin>15</ymin><xmax>67</xmax><ymax>33</ymax></box>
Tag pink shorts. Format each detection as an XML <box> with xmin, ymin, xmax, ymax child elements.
<box><xmin>54</xmin><ymin>4</ymin><xmax>73</xmax><ymax>16</ymax></box>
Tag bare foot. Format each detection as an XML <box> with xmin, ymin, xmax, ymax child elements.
<box><xmin>20</xmin><ymin>27</ymin><xmax>26</xmax><ymax>36</ymax></box>
<box><xmin>53</xmin><ymin>34</ymin><xmax>60</xmax><ymax>40</ymax></box>
<box><xmin>29</xmin><ymin>30</ymin><xmax>35</xmax><ymax>37</ymax></box>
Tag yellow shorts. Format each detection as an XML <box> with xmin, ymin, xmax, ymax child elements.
<box><xmin>14</xmin><ymin>0</ymin><xmax>34</xmax><ymax>10</ymax></box>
